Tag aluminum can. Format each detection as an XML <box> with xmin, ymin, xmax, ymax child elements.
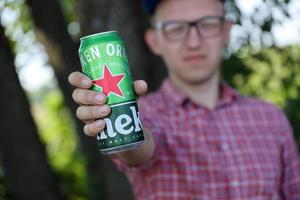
<box><xmin>78</xmin><ymin>31</ymin><xmax>144</xmax><ymax>154</ymax></box>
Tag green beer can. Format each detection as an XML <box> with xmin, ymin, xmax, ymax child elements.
<box><xmin>78</xmin><ymin>31</ymin><xmax>144</xmax><ymax>154</ymax></box>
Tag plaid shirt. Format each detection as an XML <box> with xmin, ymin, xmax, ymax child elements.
<box><xmin>113</xmin><ymin>79</ymin><xmax>300</xmax><ymax>200</ymax></box>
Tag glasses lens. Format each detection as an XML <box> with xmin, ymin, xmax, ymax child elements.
<box><xmin>162</xmin><ymin>22</ymin><xmax>188</xmax><ymax>41</ymax></box>
<box><xmin>157</xmin><ymin>16</ymin><xmax>224</xmax><ymax>41</ymax></box>
<box><xmin>197</xmin><ymin>17</ymin><xmax>223</xmax><ymax>37</ymax></box>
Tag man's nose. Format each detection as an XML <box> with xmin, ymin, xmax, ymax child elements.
<box><xmin>185</xmin><ymin>26</ymin><xmax>203</xmax><ymax>49</ymax></box>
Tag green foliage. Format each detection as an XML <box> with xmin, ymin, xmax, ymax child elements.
<box><xmin>58</xmin><ymin>0</ymin><xmax>77</xmax><ymax>23</ymax></box>
<box><xmin>225</xmin><ymin>0</ymin><xmax>294</xmax><ymax>49</ymax></box>
<box><xmin>33</xmin><ymin>90</ymin><xmax>88</xmax><ymax>199</ymax></box>
<box><xmin>1</xmin><ymin>0</ymin><xmax>33</xmax><ymax>34</ymax></box>
<box><xmin>222</xmin><ymin>45</ymin><xmax>300</xmax><ymax>146</ymax></box>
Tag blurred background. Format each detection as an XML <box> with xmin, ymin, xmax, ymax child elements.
<box><xmin>0</xmin><ymin>0</ymin><xmax>299</xmax><ymax>199</ymax></box>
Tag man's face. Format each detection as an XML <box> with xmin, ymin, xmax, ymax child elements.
<box><xmin>145</xmin><ymin>0</ymin><xmax>232</xmax><ymax>86</ymax></box>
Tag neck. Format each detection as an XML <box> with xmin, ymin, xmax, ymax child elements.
<box><xmin>170</xmin><ymin>73</ymin><xmax>221</xmax><ymax>109</ymax></box>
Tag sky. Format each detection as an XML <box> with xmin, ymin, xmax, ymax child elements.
<box><xmin>236</xmin><ymin>0</ymin><xmax>300</xmax><ymax>47</ymax></box>
<box><xmin>1</xmin><ymin>0</ymin><xmax>300</xmax><ymax>91</ymax></box>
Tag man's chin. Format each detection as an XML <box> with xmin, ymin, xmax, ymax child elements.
<box><xmin>181</xmin><ymin>72</ymin><xmax>219</xmax><ymax>86</ymax></box>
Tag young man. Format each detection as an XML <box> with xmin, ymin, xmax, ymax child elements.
<box><xmin>68</xmin><ymin>0</ymin><xmax>300</xmax><ymax>199</ymax></box>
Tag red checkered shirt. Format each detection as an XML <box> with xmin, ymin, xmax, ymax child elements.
<box><xmin>113</xmin><ymin>79</ymin><xmax>300</xmax><ymax>200</ymax></box>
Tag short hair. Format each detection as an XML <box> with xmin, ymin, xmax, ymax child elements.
<box><xmin>142</xmin><ymin>0</ymin><xmax>226</xmax><ymax>15</ymax></box>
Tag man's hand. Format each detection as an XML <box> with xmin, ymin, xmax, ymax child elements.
<box><xmin>68</xmin><ymin>71</ymin><xmax>155</xmax><ymax>165</ymax></box>
<box><xmin>68</xmin><ymin>71</ymin><xmax>148</xmax><ymax>137</ymax></box>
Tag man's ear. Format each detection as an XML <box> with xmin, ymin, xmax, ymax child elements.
<box><xmin>145</xmin><ymin>29</ymin><xmax>161</xmax><ymax>55</ymax></box>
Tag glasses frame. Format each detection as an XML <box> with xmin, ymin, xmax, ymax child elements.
<box><xmin>154</xmin><ymin>16</ymin><xmax>226</xmax><ymax>41</ymax></box>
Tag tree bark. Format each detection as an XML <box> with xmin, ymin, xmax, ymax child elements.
<box><xmin>78</xmin><ymin>0</ymin><xmax>168</xmax><ymax>199</ymax></box>
<box><xmin>110</xmin><ymin>0</ymin><xmax>167</xmax><ymax>90</ymax></box>
<box><xmin>24</xmin><ymin>0</ymin><xmax>135</xmax><ymax>199</ymax></box>
<box><xmin>0</xmin><ymin>24</ymin><xmax>65</xmax><ymax>200</ymax></box>
<box><xmin>79</xmin><ymin>0</ymin><xmax>167</xmax><ymax>91</ymax></box>
<box><xmin>24</xmin><ymin>0</ymin><xmax>167</xmax><ymax>198</ymax></box>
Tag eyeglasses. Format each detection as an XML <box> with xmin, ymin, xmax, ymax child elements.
<box><xmin>154</xmin><ymin>16</ymin><xmax>225</xmax><ymax>41</ymax></box>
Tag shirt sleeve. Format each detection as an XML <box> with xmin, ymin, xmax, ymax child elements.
<box><xmin>280</xmin><ymin>112</ymin><xmax>300</xmax><ymax>199</ymax></box>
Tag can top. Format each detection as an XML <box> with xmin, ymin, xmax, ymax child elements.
<box><xmin>80</xmin><ymin>31</ymin><xmax>120</xmax><ymax>43</ymax></box>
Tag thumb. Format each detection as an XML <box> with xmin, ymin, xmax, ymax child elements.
<box><xmin>134</xmin><ymin>80</ymin><xmax>148</xmax><ymax>97</ymax></box>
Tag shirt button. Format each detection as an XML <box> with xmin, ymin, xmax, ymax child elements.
<box><xmin>230</xmin><ymin>180</ymin><xmax>239</xmax><ymax>187</ymax></box>
<box><xmin>221</xmin><ymin>144</ymin><xmax>229</xmax><ymax>151</ymax></box>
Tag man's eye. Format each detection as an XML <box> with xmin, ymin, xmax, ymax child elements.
<box><xmin>200</xmin><ymin>22</ymin><xmax>219</xmax><ymax>29</ymax></box>
<box><xmin>165</xmin><ymin>24</ymin><xmax>186</xmax><ymax>34</ymax></box>
<box><xmin>201</xmin><ymin>22</ymin><xmax>220</xmax><ymax>28</ymax></box>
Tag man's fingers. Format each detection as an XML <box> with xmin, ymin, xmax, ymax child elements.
<box><xmin>72</xmin><ymin>88</ymin><xmax>107</xmax><ymax>105</ymax></box>
<box><xmin>68</xmin><ymin>71</ymin><xmax>92</xmax><ymax>89</ymax></box>
<box><xmin>134</xmin><ymin>80</ymin><xmax>148</xmax><ymax>97</ymax></box>
<box><xmin>84</xmin><ymin>119</ymin><xmax>106</xmax><ymax>137</ymax></box>
<box><xmin>76</xmin><ymin>105</ymin><xmax>111</xmax><ymax>121</ymax></box>
<box><xmin>69</xmin><ymin>73</ymin><xmax>148</xmax><ymax>137</ymax></box>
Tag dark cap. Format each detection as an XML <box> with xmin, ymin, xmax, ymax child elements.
<box><xmin>141</xmin><ymin>0</ymin><xmax>226</xmax><ymax>15</ymax></box>
<box><xmin>141</xmin><ymin>0</ymin><xmax>160</xmax><ymax>15</ymax></box>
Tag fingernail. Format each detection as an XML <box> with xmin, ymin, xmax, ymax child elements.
<box><xmin>95</xmin><ymin>120</ymin><xmax>105</xmax><ymax>129</ymax></box>
<box><xmin>81</xmin><ymin>79</ymin><xmax>90</xmax><ymax>87</ymax></box>
<box><xmin>97</xmin><ymin>106</ymin><xmax>109</xmax><ymax>115</ymax></box>
<box><xmin>103</xmin><ymin>105</ymin><xmax>110</xmax><ymax>114</ymax></box>
<box><xmin>95</xmin><ymin>94</ymin><xmax>104</xmax><ymax>103</ymax></box>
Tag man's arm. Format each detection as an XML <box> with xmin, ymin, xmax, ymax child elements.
<box><xmin>116</xmin><ymin>130</ymin><xmax>156</xmax><ymax>166</ymax></box>
<box><xmin>68</xmin><ymin>71</ymin><xmax>155</xmax><ymax>166</ymax></box>
<box><xmin>280</xmin><ymin>115</ymin><xmax>300</xmax><ymax>199</ymax></box>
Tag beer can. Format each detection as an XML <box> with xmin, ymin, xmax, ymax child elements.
<box><xmin>78</xmin><ymin>31</ymin><xmax>144</xmax><ymax>154</ymax></box>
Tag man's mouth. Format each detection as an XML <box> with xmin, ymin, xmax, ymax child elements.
<box><xmin>183</xmin><ymin>54</ymin><xmax>207</xmax><ymax>62</ymax></box>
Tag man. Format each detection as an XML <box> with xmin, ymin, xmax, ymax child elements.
<box><xmin>68</xmin><ymin>0</ymin><xmax>300</xmax><ymax>199</ymax></box>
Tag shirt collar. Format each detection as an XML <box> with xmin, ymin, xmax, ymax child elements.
<box><xmin>161</xmin><ymin>79</ymin><xmax>188</xmax><ymax>106</ymax></box>
<box><xmin>161</xmin><ymin>78</ymin><xmax>240</xmax><ymax>108</ymax></box>
<box><xmin>218</xmin><ymin>81</ymin><xmax>240</xmax><ymax>108</ymax></box>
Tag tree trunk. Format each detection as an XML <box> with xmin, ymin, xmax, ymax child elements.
<box><xmin>78</xmin><ymin>0</ymin><xmax>168</xmax><ymax>199</ymax></box>
<box><xmin>24</xmin><ymin>0</ymin><xmax>135</xmax><ymax>199</ymax></box>
<box><xmin>79</xmin><ymin>0</ymin><xmax>167</xmax><ymax>91</ymax></box>
<box><xmin>0</xmin><ymin>24</ymin><xmax>65</xmax><ymax>200</ymax></box>
<box><xmin>111</xmin><ymin>0</ymin><xmax>167</xmax><ymax>90</ymax></box>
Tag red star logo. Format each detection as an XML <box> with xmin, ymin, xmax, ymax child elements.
<box><xmin>92</xmin><ymin>64</ymin><xmax>125</xmax><ymax>97</ymax></box>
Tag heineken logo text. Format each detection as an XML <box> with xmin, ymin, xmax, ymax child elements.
<box><xmin>98</xmin><ymin>103</ymin><xmax>143</xmax><ymax>140</ymax></box>
<box><xmin>80</xmin><ymin>43</ymin><xmax>127</xmax><ymax>65</ymax></box>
